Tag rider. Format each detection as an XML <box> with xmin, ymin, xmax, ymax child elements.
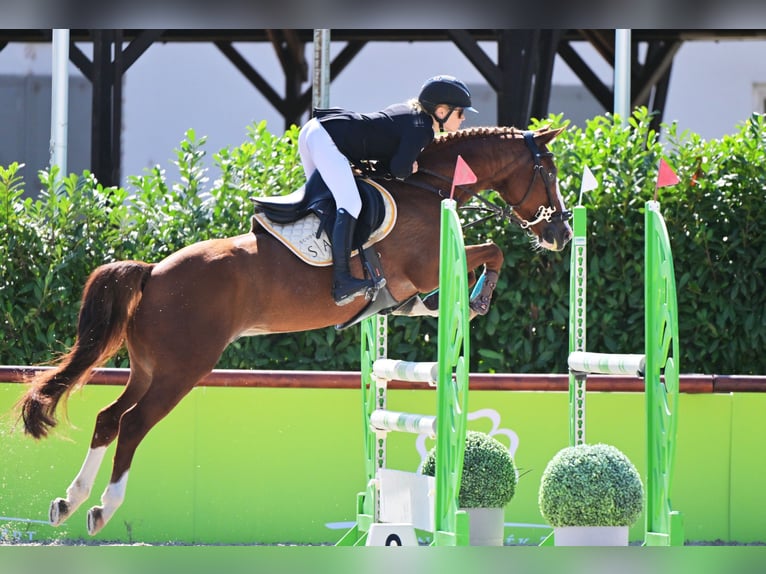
<box><xmin>298</xmin><ymin>74</ymin><xmax>478</xmax><ymax>306</ymax></box>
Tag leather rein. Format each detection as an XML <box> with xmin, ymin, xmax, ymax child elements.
<box><xmin>403</xmin><ymin>130</ymin><xmax>571</xmax><ymax>230</ymax></box>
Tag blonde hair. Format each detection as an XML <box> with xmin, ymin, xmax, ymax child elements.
<box><xmin>407</xmin><ymin>98</ymin><xmax>424</xmax><ymax>113</ymax></box>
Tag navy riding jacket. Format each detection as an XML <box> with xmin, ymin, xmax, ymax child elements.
<box><xmin>316</xmin><ymin>103</ymin><xmax>434</xmax><ymax>180</ymax></box>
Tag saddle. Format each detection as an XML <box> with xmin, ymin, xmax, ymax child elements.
<box><xmin>250</xmin><ymin>172</ymin><xmax>406</xmax><ymax>330</ymax></box>
<box><xmin>251</xmin><ymin>171</ymin><xmax>396</xmax><ymax>266</ymax></box>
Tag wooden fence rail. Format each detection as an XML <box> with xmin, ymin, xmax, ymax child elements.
<box><xmin>2</xmin><ymin>366</ymin><xmax>765</xmax><ymax>393</ymax></box>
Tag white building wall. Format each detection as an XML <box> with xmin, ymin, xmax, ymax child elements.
<box><xmin>0</xmin><ymin>37</ymin><xmax>764</xmax><ymax>186</ymax></box>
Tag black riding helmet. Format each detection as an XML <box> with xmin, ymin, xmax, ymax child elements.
<box><xmin>418</xmin><ymin>75</ymin><xmax>478</xmax><ymax>131</ymax></box>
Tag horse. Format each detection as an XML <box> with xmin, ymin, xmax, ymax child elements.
<box><xmin>17</xmin><ymin>125</ymin><xmax>572</xmax><ymax>536</ymax></box>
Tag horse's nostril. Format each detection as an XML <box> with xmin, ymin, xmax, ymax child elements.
<box><xmin>543</xmin><ymin>224</ymin><xmax>572</xmax><ymax>249</ymax></box>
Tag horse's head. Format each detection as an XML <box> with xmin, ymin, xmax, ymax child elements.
<box><xmin>500</xmin><ymin>127</ymin><xmax>572</xmax><ymax>252</ymax></box>
<box><xmin>417</xmin><ymin>126</ymin><xmax>572</xmax><ymax>252</ymax></box>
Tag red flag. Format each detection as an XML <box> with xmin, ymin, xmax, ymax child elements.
<box><xmin>656</xmin><ymin>159</ymin><xmax>680</xmax><ymax>188</ymax></box>
<box><xmin>450</xmin><ymin>155</ymin><xmax>477</xmax><ymax>199</ymax></box>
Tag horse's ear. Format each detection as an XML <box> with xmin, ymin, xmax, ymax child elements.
<box><xmin>536</xmin><ymin>126</ymin><xmax>566</xmax><ymax>145</ymax></box>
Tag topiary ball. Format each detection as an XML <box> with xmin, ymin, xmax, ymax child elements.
<box><xmin>538</xmin><ymin>443</ymin><xmax>644</xmax><ymax>527</ymax></box>
<box><xmin>422</xmin><ymin>430</ymin><xmax>517</xmax><ymax>508</ymax></box>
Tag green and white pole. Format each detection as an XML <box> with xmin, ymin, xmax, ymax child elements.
<box><xmin>568</xmin><ymin>205</ymin><xmax>587</xmax><ymax>446</ymax></box>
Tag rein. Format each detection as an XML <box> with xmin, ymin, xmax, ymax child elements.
<box><xmin>406</xmin><ymin>130</ymin><xmax>571</xmax><ymax>230</ymax></box>
<box><xmin>410</xmin><ymin>169</ymin><xmax>519</xmax><ymax>229</ymax></box>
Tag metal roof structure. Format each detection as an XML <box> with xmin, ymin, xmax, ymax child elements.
<box><xmin>1</xmin><ymin>29</ymin><xmax>763</xmax><ymax>186</ymax></box>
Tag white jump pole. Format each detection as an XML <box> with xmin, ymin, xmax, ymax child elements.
<box><xmin>50</xmin><ymin>28</ymin><xmax>70</xmax><ymax>180</ymax></box>
<box><xmin>614</xmin><ymin>29</ymin><xmax>631</xmax><ymax>127</ymax></box>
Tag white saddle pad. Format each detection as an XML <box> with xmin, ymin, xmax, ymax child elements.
<box><xmin>251</xmin><ymin>179</ymin><xmax>397</xmax><ymax>267</ymax></box>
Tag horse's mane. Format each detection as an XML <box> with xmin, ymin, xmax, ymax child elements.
<box><xmin>418</xmin><ymin>125</ymin><xmax>562</xmax><ymax>170</ymax></box>
<box><xmin>432</xmin><ymin>126</ymin><xmax>522</xmax><ymax>144</ymax></box>
<box><xmin>430</xmin><ymin>125</ymin><xmax>558</xmax><ymax>146</ymax></box>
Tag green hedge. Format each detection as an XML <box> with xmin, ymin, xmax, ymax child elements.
<box><xmin>2</xmin><ymin>110</ymin><xmax>765</xmax><ymax>374</ymax></box>
<box><xmin>532</xmin><ymin>108</ymin><xmax>766</xmax><ymax>376</ymax></box>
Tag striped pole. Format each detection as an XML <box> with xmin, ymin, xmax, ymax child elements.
<box><xmin>568</xmin><ymin>205</ymin><xmax>587</xmax><ymax>446</ymax></box>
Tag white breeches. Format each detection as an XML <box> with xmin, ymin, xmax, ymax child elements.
<box><xmin>298</xmin><ymin>117</ymin><xmax>362</xmax><ymax>218</ymax></box>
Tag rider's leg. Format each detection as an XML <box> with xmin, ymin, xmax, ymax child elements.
<box><xmin>298</xmin><ymin>119</ymin><xmax>370</xmax><ymax>305</ymax></box>
<box><xmin>298</xmin><ymin>119</ymin><xmax>318</xmax><ymax>179</ymax></box>
<box><xmin>330</xmin><ymin>208</ymin><xmax>373</xmax><ymax>305</ymax></box>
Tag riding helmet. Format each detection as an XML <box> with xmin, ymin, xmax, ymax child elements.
<box><xmin>418</xmin><ymin>75</ymin><xmax>478</xmax><ymax>114</ymax></box>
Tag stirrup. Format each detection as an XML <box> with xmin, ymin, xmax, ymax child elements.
<box><xmin>333</xmin><ymin>278</ymin><xmax>373</xmax><ymax>306</ymax></box>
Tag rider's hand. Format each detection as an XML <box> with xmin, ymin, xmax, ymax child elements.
<box><xmin>412</xmin><ymin>161</ymin><xmax>419</xmax><ymax>174</ymax></box>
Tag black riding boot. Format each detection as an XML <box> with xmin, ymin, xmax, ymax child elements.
<box><xmin>331</xmin><ymin>208</ymin><xmax>372</xmax><ymax>306</ymax></box>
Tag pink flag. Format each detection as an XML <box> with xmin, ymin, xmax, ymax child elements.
<box><xmin>656</xmin><ymin>159</ymin><xmax>680</xmax><ymax>188</ymax></box>
<box><xmin>451</xmin><ymin>155</ymin><xmax>477</xmax><ymax>199</ymax></box>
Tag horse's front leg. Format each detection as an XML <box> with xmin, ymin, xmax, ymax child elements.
<box><xmin>415</xmin><ymin>241</ymin><xmax>503</xmax><ymax>318</ymax></box>
<box><xmin>465</xmin><ymin>242</ymin><xmax>504</xmax><ymax>317</ymax></box>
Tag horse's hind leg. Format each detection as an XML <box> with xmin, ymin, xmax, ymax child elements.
<box><xmin>49</xmin><ymin>446</ymin><xmax>107</xmax><ymax>527</ymax></box>
<box><xmin>49</xmin><ymin>368</ymin><xmax>151</xmax><ymax>528</ymax></box>
<box><xmin>85</xmin><ymin>370</ymin><xmax>199</xmax><ymax>535</ymax></box>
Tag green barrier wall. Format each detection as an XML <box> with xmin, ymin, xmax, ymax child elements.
<box><xmin>1</xmin><ymin>383</ymin><xmax>764</xmax><ymax>545</ymax></box>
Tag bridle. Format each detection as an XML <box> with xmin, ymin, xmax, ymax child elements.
<box><xmin>407</xmin><ymin>130</ymin><xmax>572</xmax><ymax>230</ymax></box>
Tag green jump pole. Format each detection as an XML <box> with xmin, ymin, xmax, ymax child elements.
<box><xmin>568</xmin><ymin>205</ymin><xmax>588</xmax><ymax>446</ymax></box>
<box><xmin>432</xmin><ymin>198</ymin><xmax>471</xmax><ymax>546</ymax></box>
<box><xmin>643</xmin><ymin>200</ymin><xmax>684</xmax><ymax>546</ymax></box>
<box><xmin>340</xmin><ymin>199</ymin><xmax>470</xmax><ymax>547</ymax></box>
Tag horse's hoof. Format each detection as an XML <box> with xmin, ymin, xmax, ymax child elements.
<box><xmin>87</xmin><ymin>506</ymin><xmax>104</xmax><ymax>535</ymax></box>
<box><xmin>469</xmin><ymin>297</ymin><xmax>490</xmax><ymax>316</ymax></box>
<box><xmin>49</xmin><ymin>498</ymin><xmax>69</xmax><ymax>526</ymax></box>
<box><xmin>422</xmin><ymin>292</ymin><xmax>439</xmax><ymax>311</ymax></box>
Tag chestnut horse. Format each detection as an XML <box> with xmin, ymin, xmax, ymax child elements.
<box><xmin>18</xmin><ymin>126</ymin><xmax>571</xmax><ymax>536</ymax></box>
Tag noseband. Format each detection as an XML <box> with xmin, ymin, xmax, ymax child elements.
<box><xmin>412</xmin><ymin>130</ymin><xmax>572</xmax><ymax>230</ymax></box>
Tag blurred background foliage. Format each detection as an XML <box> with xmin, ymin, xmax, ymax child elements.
<box><xmin>2</xmin><ymin>110</ymin><xmax>764</xmax><ymax>374</ymax></box>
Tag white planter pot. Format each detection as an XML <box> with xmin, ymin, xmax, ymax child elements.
<box><xmin>465</xmin><ymin>507</ymin><xmax>505</xmax><ymax>546</ymax></box>
<box><xmin>553</xmin><ymin>525</ymin><xmax>629</xmax><ymax>546</ymax></box>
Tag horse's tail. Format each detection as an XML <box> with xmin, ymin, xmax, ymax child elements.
<box><xmin>18</xmin><ymin>260</ymin><xmax>154</xmax><ymax>439</ymax></box>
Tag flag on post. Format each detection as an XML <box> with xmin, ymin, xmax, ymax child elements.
<box><xmin>578</xmin><ymin>165</ymin><xmax>598</xmax><ymax>205</ymax></box>
<box><xmin>450</xmin><ymin>155</ymin><xmax>477</xmax><ymax>199</ymax></box>
<box><xmin>656</xmin><ymin>159</ymin><xmax>680</xmax><ymax>188</ymax></box>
